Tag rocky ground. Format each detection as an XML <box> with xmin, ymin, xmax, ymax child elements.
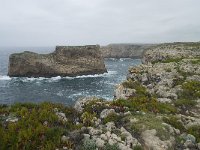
<box><xmin>0</xmin><ymin>42</ymin><xmax>200</xmax><ymax>150</ymax></box>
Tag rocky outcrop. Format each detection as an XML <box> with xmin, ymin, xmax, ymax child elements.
<box><xmin>100</xmin><ymin>44</ymin><xmax>155</xmax><ymax>58</ymax></box>
<box><xmin>8</xmin><ymin>45</ymin><xmax>107</xmax><ymax>77</ymax></box>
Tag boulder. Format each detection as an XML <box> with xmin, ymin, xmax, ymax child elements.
<box><xmin>8</xmin><ymin>45</ymin><xmax>107</xmax><ymax>77</ymax></box>
<box><xmin>100</xmin><ymin>109</ymin><xmax>116</xmax><ymax>119</ymax></box>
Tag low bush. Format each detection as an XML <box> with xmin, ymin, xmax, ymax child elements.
<box><xmin>187</xmin><ymin>125</ymin><xmax>200</xmax><ymax>142</ymax></box>
<box><xmin>163</xmin><ymin>116</ymin><xmax>185</xmax><ymax>131</ymax></box>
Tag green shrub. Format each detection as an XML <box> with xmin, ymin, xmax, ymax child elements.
<box><xmin>83</xmin><ymin>99</ymin><xmax>109</xmax><ymax>116</ymax></box>
<box><xmin>180</xmin><ymin>81</ymin><xmax>200</xmax><ymax>100</ymax></box>
<box><xmin>187</xmin><ymin>125</ymin><xmax>200</xmax><ymax>142</ymax></box>
<box><xmin>103</xmin><ymin>113</ymin><xmax>121</xmax><ymax>124</ymax></box>
<box><xmin>103</xmin><ymin>143</ymin><xmax>120</xmax><ymax>150</ymax></box>
<box><xmin>133</xmin><ymin>145</ymin><xmax>143</xmax><ymax>150</ymax></box>
<box><xmin>130</xmin><ymin>114</ymin><xmax>171</xmax><ymax>140</ymax></box>
<box><xmin>0</xmin><ymin>102</ymin><xmax>79</xmax><ymax>150</ymax></box>
<box><xmin>175</xmin><ymin>99</ymin><xmax>197</xmax><ymax>108</ymax></box>
<box><xmin>82</xmin><ymin>139</ymin><xmax>97</xmax><ymax>150</ymax></box>
<box><xmin>163</xmin><ymin>116</ymin><xmax>185</xmax><ymax>131</ymax></box>
<box><xmin>81</xmin><ymin>112</ymin><xmax>96</xmax><ymax>127</ymax></box>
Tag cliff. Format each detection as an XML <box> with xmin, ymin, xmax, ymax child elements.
<box><xmin>8</xmin><ymin>45</ymin><xmax>107</xmax><ymax>77</ymax></box>
<box><xmin>2</xmin><ymin>42</ymin><xmax>200</xmax><ymax>150</ymax></box>
<box><xmin>100</xmin><ymin>43</ymin><xmax>155</xmax><ymax>58</ymax></box>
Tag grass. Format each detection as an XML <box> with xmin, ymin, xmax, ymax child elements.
<box><xmin>163</xmin><ymin>116</ymin><xmax>185</xmax><ymax>131</ymax></box>
<box><xmin>130</xmin><ymin>114</ymin><xmax>171</xmax><ymax>140</ymax></box>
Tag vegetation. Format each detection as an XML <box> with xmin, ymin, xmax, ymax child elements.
<box><xmin>187</xmin><ymin>125</ymin><xmax>200</xmax><ymax>143</ymax></box>
<box><xmin>174</xmin><ymin>80</ymin><xmax>200</xmax><ymax>110</ymax></box>
<box><xmin>112</xmin><ymin>81</ymin><xmax>177</xmax><ymax>114</ymax></box>
<box><xmin>130</xmin><ymin>114</ymin><xmax>171</xmax><ymax>140</ymax></box>
<box><xmin>0</xmin><ymin>102</ymin><xmax>79</xmax><ymax>150</ymax></box>
<box><xmin>152</xmin><ymin>58</ymin><xmax>183</xmax><ymax>64</ymax></box>
<box><xmin>163</xmin><ymin>116</ymin><xmax>185</xmax><ymax>131</ymax></box>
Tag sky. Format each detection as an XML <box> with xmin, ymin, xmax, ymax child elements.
<box><xmin>0</xmin><ymin>0</ymin><xmax>200</xmax><ymax>47</ymax></box>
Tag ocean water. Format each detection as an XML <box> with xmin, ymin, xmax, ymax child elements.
<box><xmin>0</xmin><ymin>47</ymin><xmax>141</xmax><ymax>105</ymax></box>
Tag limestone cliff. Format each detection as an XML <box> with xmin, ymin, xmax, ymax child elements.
<box><xmin>8</xmin><ymin>45</ymin><xmax>107</xmax><ymax>77</ymax></box>
<box><xmin>100</xmin><ymin>44</ymin><xmax>155</xmax><ymax>58</ymax></box>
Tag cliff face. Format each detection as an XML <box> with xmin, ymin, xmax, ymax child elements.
<box><xmin>8</xmin><ymin>45</ymin><xmax>107</xmax><ymax>77</ymax></box>
<box><xmin>100</xmin><ymin>44</ymin><xmax>155</xmax><ymax>58</ymax></box>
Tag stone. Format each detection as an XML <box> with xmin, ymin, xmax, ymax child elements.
<box><xmin>100</xmin><ymin>134</ymin><xmax>108</xmax><ymax>141</ymax></box>
<box><xmin>197</xmin><ymin>143</ymin><xmax>200</xmax><ymax>149</ymax></box>
<box><xmin>56</xmin><ymin>112</ymin><xmax>68</xmax><ymax>122</ymax></box>
<box><xmin>89</xmin><ymin>127</ymin><xmax>102</xmax><ymax>136</ymax></box>
<box><xmin>105</xmin><ymin>122</ymin><xmax>116</xmax><ymax>131</ymax></box>
<box><xmin>83</xmin><ymin>134</ymin><xmax>90</xmax><ymax>139</ymax></box>
<box><xmin>74</xmin><ymin>96</ymin><xmax>98</xmax><ymax>113</ymax></box>
<box><xmin>8</xmin><ymin>45</ymin><xmax>107</xmax><ymax>77</ymax></box>
<box><xmin>157</xmin><ymin>98</ymin><xmax>172</xmax><ymax>103</ymax></box>
<box><xmin>6</xmin><ymin>117</ymin><xmax>18</xmax><ymax>123</ymax></box>
<box><xmin>61</xmin><ymin>135</ymin><xmax>69</xmax><ymax>143</ymax></box>
<box><xmin>100</xmin><ymin>109</ymin><xmax>116</xmax><ymax>119</ymax></box>
<box><xmin>114</xmin><ymin>84</ymin><xmax>136</xmax><ymax>100</ymax></box>
<box><xmin>108</xmin><ymin>139</ymin><xmax>116</xmax><ymax>145</ymax></box>
<box><xmin>95</xmin><ymin>138</ymin><xmax>105</xmax><ymax>148</ymax></box>
<box><xmin>124</xmin><ymin>111</ymin><xmax>132</xmax><ymax>116</ymax></box>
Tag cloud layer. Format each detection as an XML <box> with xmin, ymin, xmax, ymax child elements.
<box><xmin>0</xmin><ymin>0</ymin><xmax>200</xmax><ymax>46</ymax></box>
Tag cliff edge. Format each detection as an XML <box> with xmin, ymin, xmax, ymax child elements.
<box><xmin>8</xmin><ymin>45</ymin><xmax>107</xmax><ymax>77</ymax></box>
<box><xmin>100</xmin><ymin>43</ymin><xmax>155</xmax><ymax>58</ymax></box>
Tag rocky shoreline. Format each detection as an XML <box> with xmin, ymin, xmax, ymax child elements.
<box><xmin>1</xmin><ymin>42</ymin><xmax>200</xmax><ymax>150</ymax></box>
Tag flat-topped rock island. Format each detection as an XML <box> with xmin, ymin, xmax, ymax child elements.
<box><xmin>8</xmin><ymin>45</ymin><xmax>107</xmax><ymax>77</ymax></box>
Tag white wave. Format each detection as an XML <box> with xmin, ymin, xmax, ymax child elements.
<box><xmin>1</xmin><ymin>71</ymin><xmax>117</xmax><ymax>82</ymax></box>
<box><xmin>0</xmin><ymin>76</ymin><xmax>11</xmax><ymax>81</ymax></box>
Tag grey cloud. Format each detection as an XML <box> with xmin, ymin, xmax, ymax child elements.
<box><xmin>0</xmin><ymin>0</ymin><xmax>200</xmax><ymax>46</ymax></box>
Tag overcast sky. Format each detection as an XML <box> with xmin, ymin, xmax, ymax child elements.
<box><xmin>0</xmin><ymin>0</ymin><xmax>200</xmax><ymax>46</ymax></box>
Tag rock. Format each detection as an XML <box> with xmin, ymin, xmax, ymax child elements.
<box><xmin>83</xmin><ymin>134</ymin><xmax>90</xmax><ymax>139</ymax></box>
<box><xmin>74</xmin><ymin>96</ymin><xmax>98</xmax><ymax>113</ymax></box>
<box><xmin>183</xmin><ymin>134</ymin><xmax>196</xmax><ymax>143</ymax></box>
<box><xmin>108</xmin><ymin>138</ymin><xmax>116</xmax><ymax>145</ymax></box>
<box><xmin>105</xmin><ymin>131</ymin><xmax>111</xmax><ymax>138</ymax></box>
<box><xmin>61</xmin><ymin>135</ymin><xmax>69</xmax><ymax>143</ymax></box>
<box><xmin>6</xmin><ymin>117</ymin><xmax>18</xmax><ymax>123</ymax></box>
<box><xmin>157</xmin><ymin>98</ymin><xmax>172</xmax><ymax>103</ymax></box>
<box><xmin>114</xmin><ymin>84</ymin><xmax>136</xmax><ymax>100</ymax></box>
<box><xmin>197</xmin><ymin>143</ymin><xmax>200</xmax><ymax>149</ymax></box>
<box><xmin>89</xmin><ymin>127</ymin><xmax>102</xmax><ymax>136</ymax></box>
<box><xmin>100</xmin><ymin>44</ymin><xmax>154</xmax><ymax>58</ymax></box>
<box><xmin>105</xmin><ymin>122</ymin><xmax>116</xmax><ymax>131</ymax></box>
<box><xmin>100</xmin><ymin>134</ymin><xmax>108</xmax><ymax>141</ymax></box>
<box><xmin>124</xmin><ymin>111</ymin><xmax>132</xmax><ymax>116</ymax></box>
<box><xmin>118</xmin><ymin>143</ymin><xmax>132</xmax><ymax>150</ymax></box>
<box><xmin>100</xmin><ymin>109</ymin><xmax>116</xmax><ymax>119</ymax></box>
<box><xmin>130</xmin><ymin>118</ymin><xmax>138</xmax><ymax>123</ymax></box>
<box><xmin>8</xmin><ymin>45</ymin><xmax>107</xmax><ymax>77</ymax></box>
<box><xmin>95</xmin><ymin>138</ymin><xmax>105</xmax><ymax>148</ymax></box>
<box><xmin>141</xmin><ymin>129</ymin><xmax>174</xmax><ymax>150</ymax></box>
<box><xmin>56</xmin><ymin>112</ymin><xmax>68</xmax><ymax>122</ymax></box>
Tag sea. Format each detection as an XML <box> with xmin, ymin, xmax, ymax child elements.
<box><xmin>0</xmin><ymin>47</ymin><xmax>141</xmax><ymax>106</ymax></box>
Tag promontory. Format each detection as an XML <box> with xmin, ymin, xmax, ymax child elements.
<box><xmin>8</xmin><ymin>45</ymin><xmax>107</xmax><ymax>77</ymax></box>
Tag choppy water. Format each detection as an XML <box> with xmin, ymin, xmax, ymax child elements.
<box><xmin>0</xmin><ymin>47</ymin><xmax>141</xmax><ymax>105</ymax></box>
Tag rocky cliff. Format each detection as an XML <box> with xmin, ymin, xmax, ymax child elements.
<box><xmin>8</xmin><ymin>45</ymin><xmax>107</xmax><ymax>77</ymax></box>
<box><xmin>100</xmin><ymin>44</ymin><xmax>155</xmax><ymax>58</ymax></box>
<box><xmin>114</xmin><ymin>42</ymin><xmax>200</xmax><ymax>149</ymax></box>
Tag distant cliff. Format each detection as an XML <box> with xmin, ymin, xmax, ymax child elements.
<box><xmin>100</xmin><ymin>44</ymin><xmax>155</xmax><ymax>58</ymax></box>
<box><xmin>8</xmin><ymin>45</ymin><xmax>107</xmax><ymax>77</ymax></box>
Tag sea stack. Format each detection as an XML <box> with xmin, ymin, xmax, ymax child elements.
<box><xmin>8</xmin><ymin>45</ymin><xmax>107</xmax><ymax>77</ymax></box>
